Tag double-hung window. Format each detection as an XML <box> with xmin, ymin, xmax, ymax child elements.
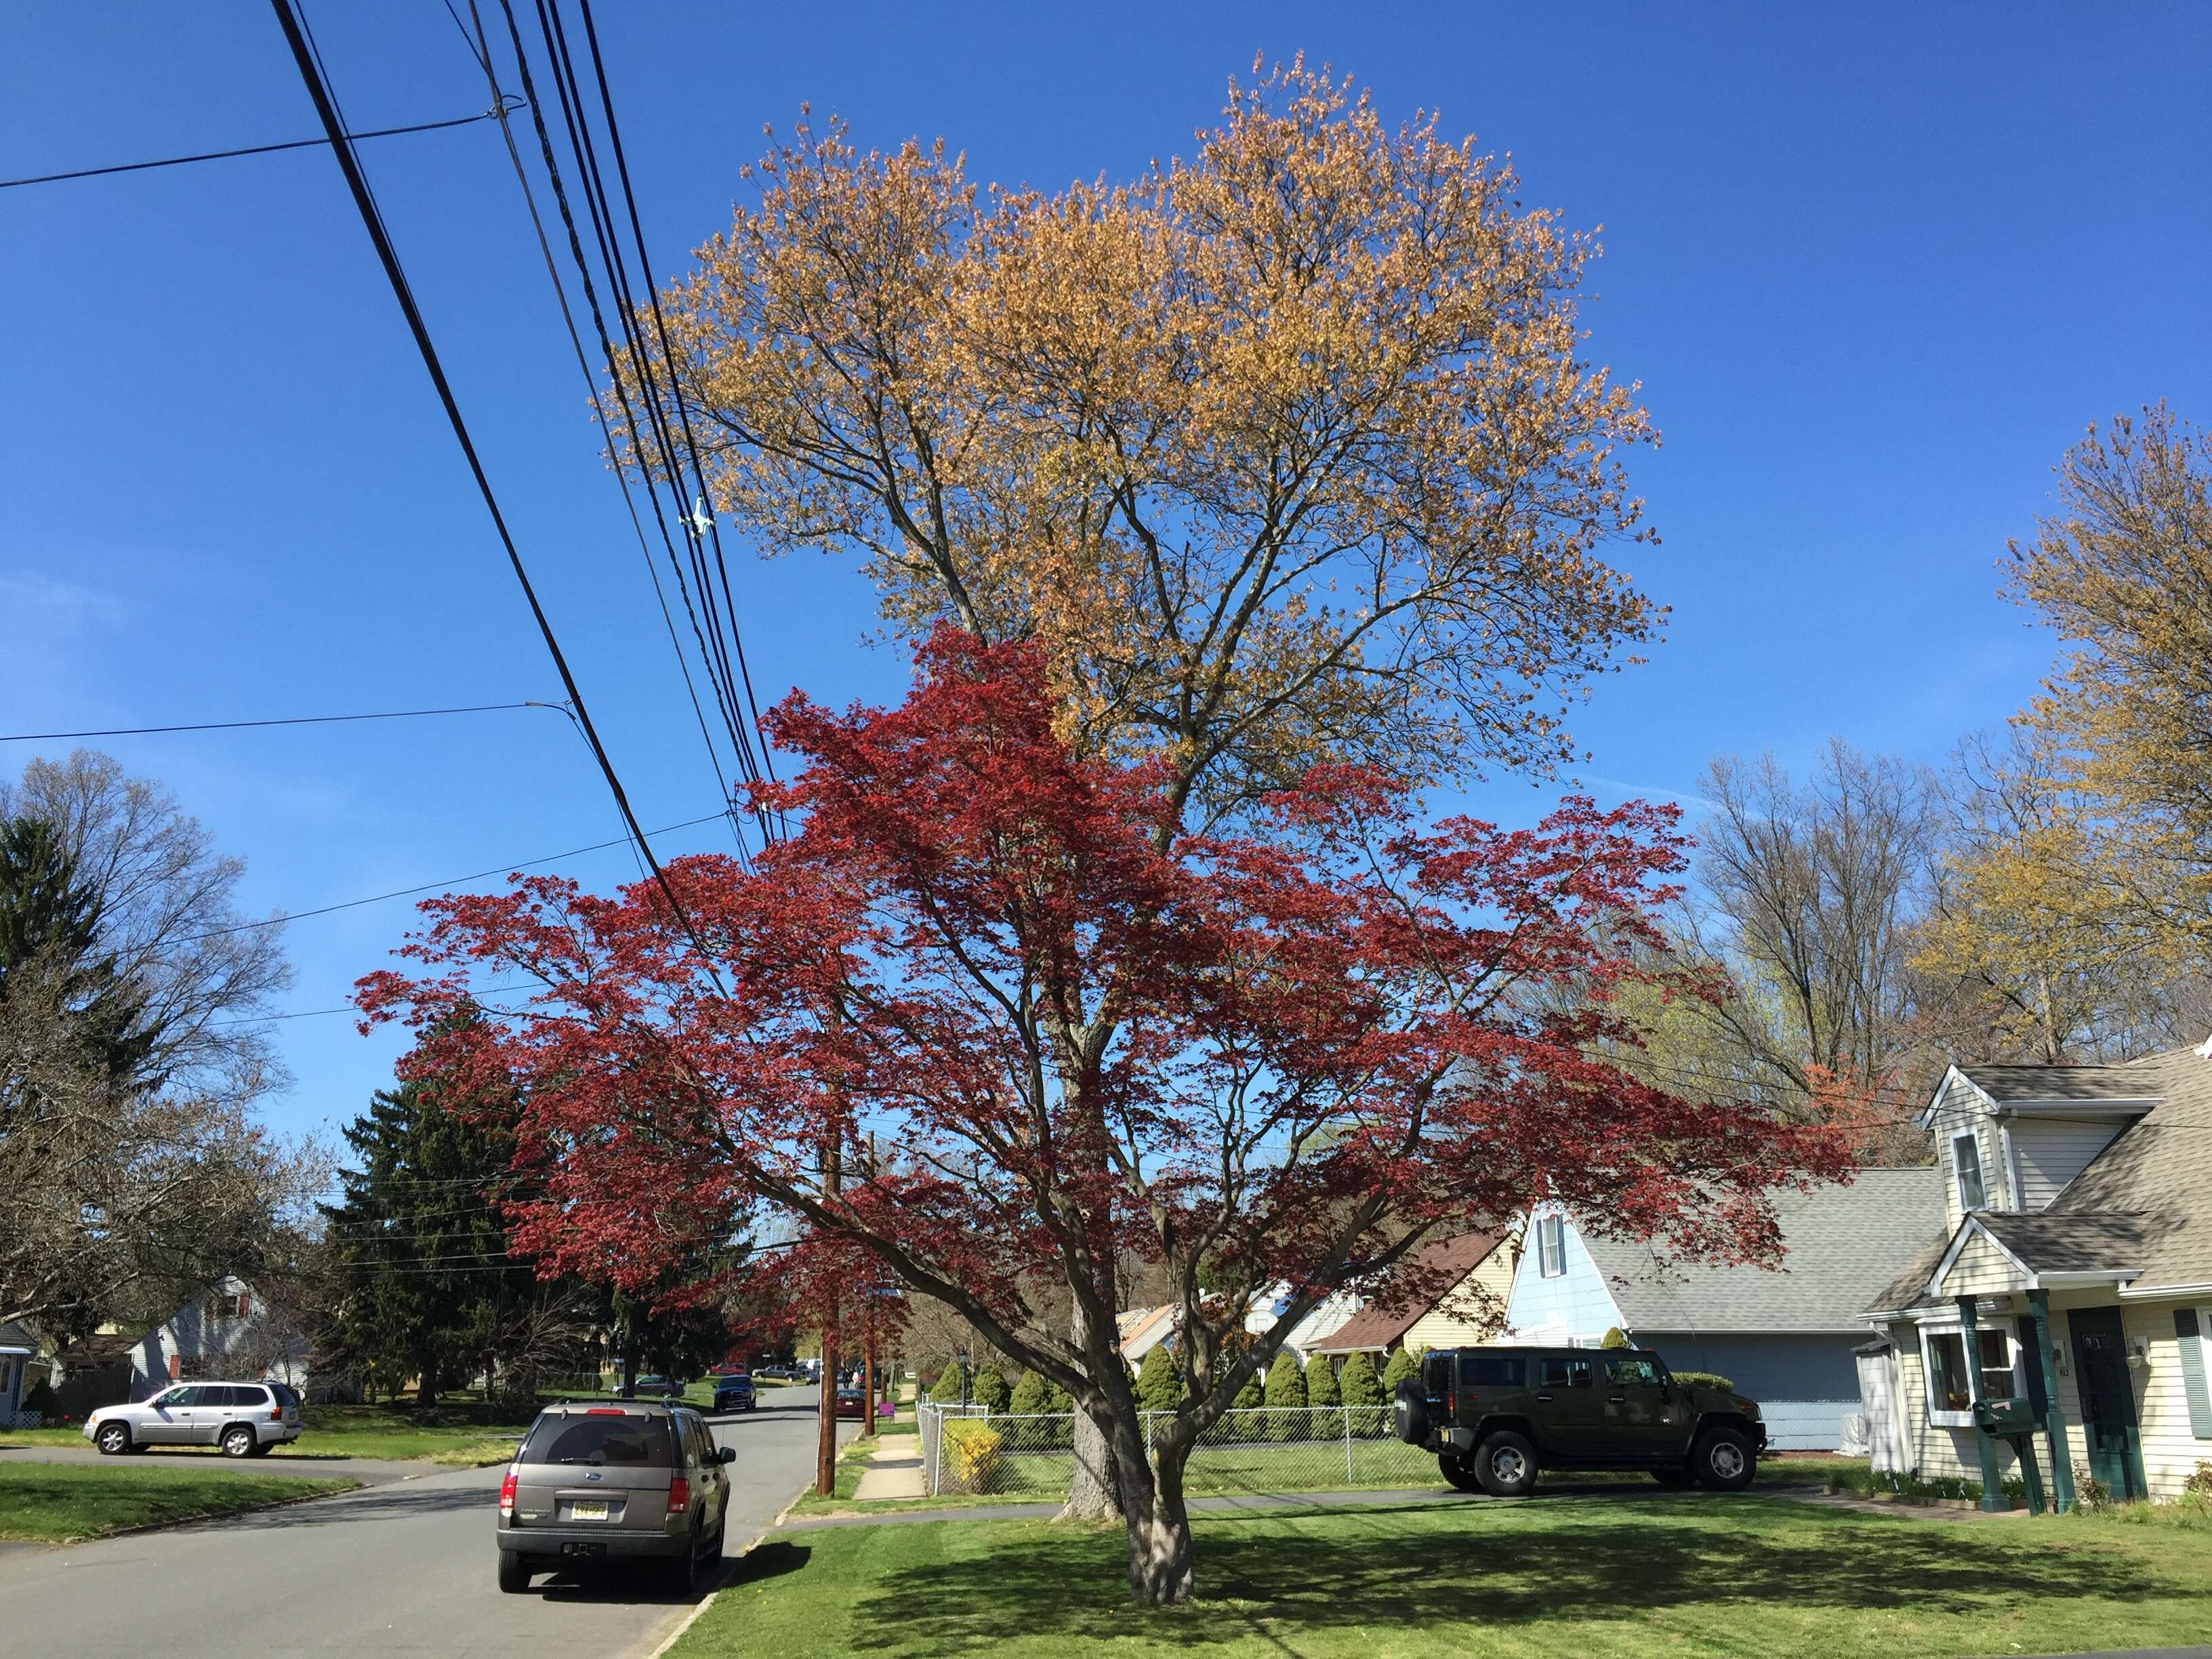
<box><xmin>1951</xmin><ymin>1131</ymin><xmax>1988</xmax><ymax>1213</ymax></box>
<box><xmin>1922</xmin><ymin>1325</ymin><xmax>2017</xmax><ymax>1427</ymax></box>
<box><xmin>1536</xmin><ymin>1215</ymin><xmax>1567</xmax><ymax>1278</ymax></box>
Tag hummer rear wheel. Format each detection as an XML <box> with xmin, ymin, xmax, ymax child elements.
<box><xmin>1473</xmin><ymin>1429</ymin><xmax>1538</xmax><ymax>1498</ymax></box>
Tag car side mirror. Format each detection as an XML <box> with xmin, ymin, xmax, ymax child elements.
<box><xmin>717</xmin><ymin>1446</ymin><xmax>736</xmax><ymax>1465</ymax></box>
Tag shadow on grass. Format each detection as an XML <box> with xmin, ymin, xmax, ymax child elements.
<box><xmin>843</xmin><ymin>1502</ymin><xmax>2194</xmax><ymax>1655</ymax></box>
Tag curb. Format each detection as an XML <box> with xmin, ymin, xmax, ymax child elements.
<box><xmin>638</xmin><ymin>1477</ymin><xmax>813</xmax><ymax>1659</ymax></box>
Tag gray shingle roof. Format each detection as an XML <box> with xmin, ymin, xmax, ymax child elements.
<box><xmin>1975</xmin><ymin>1211</ymin><xmax>2149</xmax><ymax>1273</ymax></box>
<box><xmin>2041</xmin><ymin>1046</ymin><xmax>2212</xmax><ymax>1289</ymax></box>
<box><xmin>1953</xmin><ymin>1063</ymin><xmax>2165</xmax><ymax>1103</ymax></box>
<box><xmin>1582</xmin><ymin>1168</ymin><xmax>1947</xmax><ymax>1333</ymax></box>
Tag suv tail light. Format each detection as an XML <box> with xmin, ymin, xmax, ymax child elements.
<box><xmin>269</xmin><ymin>1404</ymin><xmax>283</xmax><ymax>1422</ymax></box>
<box><xmin>499</xmin><ymin>1469</ymin><xmax>518</xmax><ymax>1517</ymax></box>
<box><xmin>666</xmin><ymin>1475</ymin><xmax>691</xmax><ymax>1515</ymax></box>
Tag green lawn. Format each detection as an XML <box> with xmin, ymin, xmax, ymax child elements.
<box><xmin>0</xmin><ymin>1462</ymin><xmax>359</xmax><ymax>1543</ymax></box>
<box><xmin>678</xmin><ymin>1495</ymin><xmax>2212</xmax><ymax>1659</ymax></box>
<box><xmin>0</xmin><ymin>1401</ymin><xmax>533</xmax><ymax>1465</ymax></box>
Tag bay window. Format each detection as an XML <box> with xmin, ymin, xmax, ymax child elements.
<box><xmin>1922</xmin><ymin>1324</ymin><xmax>2018</xmax><ymax>1427</ymax></box>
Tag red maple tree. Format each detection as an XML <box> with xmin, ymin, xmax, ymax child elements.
<box><xmin>359</xmin><ymin>628</ymin><xmax>1849</xmax><ymax>1604</ymax></box>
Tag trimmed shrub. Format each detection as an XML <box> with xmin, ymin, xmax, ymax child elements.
<box><xmin>1134</xmin><ymin>1344</ymin><xmax>1182</xmax><ymax>1414</ymax></box>
<box><xmin>942</xmin><ymin>1419</ymin><xmax>1004</xmax><ymax>1492</ymax></box>
<box><xmin>1380</xmin><ymin>1345</ymin><xmax>1422</xmax><ymax>1393</ymax></box>
<box><xmin>1008</xmin><ymin>1368</ymin><xmax>1052</xmax><ymax>1416</ymax></box>
<box><xmin>1600</xmin><ymin>1326</ymin><xmax>1630</xmax><ymax>1349</ymax></box>
<box><xmin>1231</xmin><ymin>1364</ymin><xmax>1263</xmax><ymax>1411</ymax></box>
<box><xmin>1263</xmin><ymin>1349</ymin><xmax>1308</xmax><ymax>1441</ymax></box>
<box><xmin>972</xmin><ymin>1363</ymin><xmax>1010</xmax><ymax>1414</ymax></box>
<box><xmin>929</xmin><ymin>1359</ymin><xmax>968</xmax><ymax>1404</ymax></box>
<box><xmin>1337</xmin><ymin>1351</ymin><xmax>1386</xmax><ymax>1437</ymax></box>
<box><xmin>1673</xmin><ymin>1370</ymin><xmax>1735</xmax><ymax>1393</ymax></box>
<box><xmin>1305</xmin><ymin>1351</ymin><xmax>1340</xmax><ymax>1411</ymax></box>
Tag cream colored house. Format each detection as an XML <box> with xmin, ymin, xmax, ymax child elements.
<box><xmin>1860</xmin><ymin>1048</ymin><xmax>2212</xmax><ymax>1507</ymax></box>
<box><xmin>1307</xmin><ymin>1229</ymin><xmax>1517</xmax><ymax>1362</ymax></box>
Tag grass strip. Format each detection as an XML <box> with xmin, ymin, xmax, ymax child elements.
<box><xmin>0</xmin><ymin>1462</ymin><xmax>359</xmax><ymax>1543</ymax></box>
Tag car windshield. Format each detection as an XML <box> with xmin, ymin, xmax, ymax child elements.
<box><xmin>523</xmin><ymin>1414</ymin><xmax>672</xmax><ymax>1468</ymax></box>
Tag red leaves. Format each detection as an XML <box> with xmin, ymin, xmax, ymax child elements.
<box><xmin>354</xmin><ymin>626</ymin><xmax>1851</xmax><ymax>1385</ymax></box>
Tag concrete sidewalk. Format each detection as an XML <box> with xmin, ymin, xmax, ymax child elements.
<box><xmin>851</xmin><ymin>1433</ymin><xmax>925</xmax><ymax>1500</ymax></box>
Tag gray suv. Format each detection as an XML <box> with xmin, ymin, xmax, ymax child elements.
<box><xmin>83</xmin><ymin>1382</ymin><xmax>304</xmax><ymax>1458</ymax></box>
<box><xmin>496</xmin><ymin>1400</ymin><xmax>733</xmax><ymax>1594</ymax></box>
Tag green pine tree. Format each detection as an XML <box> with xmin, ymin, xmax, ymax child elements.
<box><xmin>0</xmin><ymin>814</ymin><xmax>155</xmax><ymax>1084</ymax></box>
<box><xmin>1380</xmin><ymin>1344</ymin><xmax>1422</xmax><ymax>1393</ymax></box>
<box><xmin>929</xmin><ymin>1359</ymin><xmax>967</xmax><ymax>1404</ymax></box>
<box><xmin>1337</xmin><ymin>1350</ymin><xmax>1385</xmax><ymax>1437</ymax></box>
<box><xmin>1263</xmin><ymin>1349</ymin><xmax>1309</xmax><ymax>1441</ymax></box>
<box><xmin>1231</xmin><ymin>1361</ymin><xmax>1263</xmax><ymax>1411</ymax></box>
<box><xmin>1134</xmin><ymin>1343</ymin><xmax>1182</xmax><ymax>1413</ymax></box>
<box><xmin>1008</xmin><ymin>1368</ymin><xmax>1052</xmax><ymax>1415</ymax></box>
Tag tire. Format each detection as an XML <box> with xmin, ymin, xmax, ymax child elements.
<box><xmin>95</xmin><ymin>1422</ymin><xmax>131</xmax><ymax>1456</ymax></box>
<box><xmin>1473</xmin><ymin>1429</ymin><xmax>1540</xmax><ymax>1498</ymax></box>
<box><xmin>497</xmin><ymin>1551</ymin><xmax>532</xmax><ymax>1595</ymax></box>
<box><xmin>1650</xmin><ymin>1467</ymin><xmax>1692</xmax><ymax>1488</ymax></box>
<box><xmin>220</xmin><ymin>1425</ymin><xmax>257</xmax><ymax>1459</ymax></box>
<box><xmin>1439</xmin><ymin>1452</ymin><xmax>1481</xmax><ymax>1493</ymax></box>
<box><xmin>248</xmin><ymin>1439</ymin><xmax>274</xmax><ymax>1458</ymax></box>
<box><xmin>1391</xmin><ymin>1380</ymin><xmax>1431</xmax><ymax>1446</ymax></box>
<box><xmin>663</xmin><ymin>1528</ymin><xmax>700</xmax><ymax>1596</ymax></box>
<box><xmin>1693</xmin><ymin>1426</ymin><xmax>1756</xmax><ymax>1492</ymax></box>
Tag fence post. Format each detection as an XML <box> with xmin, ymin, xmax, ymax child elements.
<box><xmin>1343</xmin><ymin>1404</ymin><xmax>1355</xmax><ymax>1485</ymax></box>
<box><xmin>1144</xmin><ymin>1410</ymin><xmax>1154</xmax><ymax>1462</ymax></box>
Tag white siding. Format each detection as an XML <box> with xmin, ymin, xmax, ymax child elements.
<box><xmin>1929</xmin><ymin>1075</ymin><xmax>2005</xmax><ymax>1229</ymax></box>
<box><xmin>2009</xmin><ymin>1118</ymin><xmax>2125</xmax><ymax>1210</ymax></box>
<box><xmin>2125</xmin><ymin>1298</ymin><xmax>2212</xmax><ymax>1492</ymax></box>
<box><xmin>1502</xmin><ymin>1213</ymin><xmax>1623</xmax><ymax>1343</ymax></box>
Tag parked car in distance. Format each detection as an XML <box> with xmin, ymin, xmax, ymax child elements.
<box><xmin>1393</xmin><ymin>1346</ymin><xmax>1766</xmax><ymax>1496</ymax></box>
<box><xmin>84</xmin><ymin>1382</ymin><xmax>304</xmax><ymax>1458</ymax></box>
<box><xmin>496</xmin><ymin>1399</ymin><xmax>734</xmax><ymax>1595</ymax></box>
<box><xmin>833</xmin><ymin>1388</ymin><xmax>867</xmax><ymax>1420</ymax></box>
<box><xmin>712</xmin><ymin>1372</ymin><xmax>756</xmax><ymax>1413</ymax></box>
<box><xmin>623</xmin><ymin>1374</ymin><xmax>684</xmax><ymax>1401</ymax></box>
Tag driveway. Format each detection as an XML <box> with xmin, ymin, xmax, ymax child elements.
<box><xmin>0</xmin><ymin>1385</ymin><xmax>851</xmax><ymax>1659</ymax></box>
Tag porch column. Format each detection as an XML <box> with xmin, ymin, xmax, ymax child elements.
<box><xmin>1957</xmin><ymin>1296</ymin><xmax>2008</xmax><ymax>1512</ymax></box>
<box><xmin>2028</xmin><ymin>1288</ymin><xmax>2076</xmax><ymax>1515</ymax></box>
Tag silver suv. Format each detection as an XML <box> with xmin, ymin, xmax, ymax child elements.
<box><xmin>496</xmin><ymin>1400</ymin><xmax>732</xmax><ymax>1595</ymax></box>
<box><xmin>84</xmin><ymin>1382</ymin><xmax>304</xmax><ymax>1458</ymax></box>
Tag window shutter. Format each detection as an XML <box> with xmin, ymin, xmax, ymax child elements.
<box><xmin>2175</xmin><ymin>1309</ymin><xmax>2212</xmax><ymax>1440</ymax></box>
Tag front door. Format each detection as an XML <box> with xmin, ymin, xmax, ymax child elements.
<box><xmin>138</xmin><ymin>1385</ymin><xmax>199</xmax><ymax>1445</ymax></box>
<box><xmin>2068</xmin><ymin>1307</ymin><xmax>2145</xmax><ymax>1501</ymax></box>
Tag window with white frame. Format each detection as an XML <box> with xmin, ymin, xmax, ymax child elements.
<box><xmin>1951</xmin><ymin>1130</ymin><xmax>1988</xmax><ymax>1212</ymax></box>
<box><xmin>1536</xmin><ymin>1214</ymin><xmax>1567</xmax><ymax>1278</ymax></box>
<box><xmin>1921</xmin><ymin>1324</ymin><xmax>2018</xmax><ymax>1426</ymax></box>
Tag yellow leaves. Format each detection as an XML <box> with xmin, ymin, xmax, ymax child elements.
<box><xmin>634</xmin><ymin>62</ymin><xmax>1659</xmax><ymax>815</ymax></box>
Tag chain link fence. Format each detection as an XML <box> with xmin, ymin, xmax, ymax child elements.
<box><xmin>918</xmin><ymin>1401</ymin><xmax>1440</xmax><ymax>1498</ymax></box>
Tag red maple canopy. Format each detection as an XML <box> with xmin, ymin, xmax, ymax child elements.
<box><xmin>359</xmin><ymin>627</ymin><xmax>1849</xmax><ymax>1601</ymax></box>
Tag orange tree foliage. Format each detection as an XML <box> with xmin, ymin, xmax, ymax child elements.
<box><xmin>633</xmin><ymin>58</ymin><xmax>1658</xmax><ymax>820</ymax></box>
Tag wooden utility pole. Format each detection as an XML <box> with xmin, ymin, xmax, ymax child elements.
<box><xmin>815</xmin><ymin>1129</ymin><xmax>842</xmax><ymax>1496</ymax></box>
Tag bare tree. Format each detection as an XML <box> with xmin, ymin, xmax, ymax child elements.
<box><xmin>4</xmin><ymin>750</ymin><xmax>290</xmax><ymax>1098</ymax></box>
<box><xmin>1684</xmin><ymin>740</ymin><xmax>1940</xmax><ymax>1099</ymax></box>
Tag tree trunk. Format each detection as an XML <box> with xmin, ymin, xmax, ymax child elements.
<box><xmin>1063</xmin><ymin>1292</ymin><xmax>1122</xmax><ymax>1520</ymax></box>
<box><xmin>861</xmin><ymin>1345</ymin><xmax>876</xmax><ymax>1439</ymax></box>
<box><xmin>1111</xmin><ymin>1404</ymin><xmax>1193</xmax><ymax>1604</ymax></box>
<box><xmin>413</xmin><ymin>1361</ymin><xmax>438</xmax><ymax>1410</ymax></box>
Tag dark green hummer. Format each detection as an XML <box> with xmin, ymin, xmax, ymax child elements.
<box><xmin>1393</xmin><ymin>1346</ymin><xmax>1767</xmax><ymax>1496</ymax></box>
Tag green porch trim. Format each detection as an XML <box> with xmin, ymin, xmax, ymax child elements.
<box><xmin>2175</xmin><ymin>1308</ymin><xmax>2212</xmax><ymax>1440</ymax></box>
<box><xmin>2028</xmin><ymin>1290</ymin><xmax>2076</xmax><ymax>1513</ymax></box>
<box><xmin>1958</xmin><ymin>1296</ymin><xmax>2008</xmax><ymax>1512</ymax></box>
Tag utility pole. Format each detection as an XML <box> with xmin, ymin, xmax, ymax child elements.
<box><xmin>814</xmin><ymin>1130</ymin><xmax>842</xmax><ymax>1496</ymax></box>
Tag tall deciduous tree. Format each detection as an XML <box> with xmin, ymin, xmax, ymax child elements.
<box><xmin>360</xmin><ymin>631</ymin><xmax>1846</xmax><ymax>1604</ymax></box>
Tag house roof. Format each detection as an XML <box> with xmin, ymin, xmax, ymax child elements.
<box><xmin>1309</xmin><ymin>1231</ymin><xmax>1505</xmax><ymax>1353</ymax></box>
<box><xmin>1950</xmin><ymin>1064</ymin><xmax>2163</xmax><ymax>1105</ymax></box>
<box><xmin>1871</xmin><ymin>1043</ymin><xmax>2212</xmax><ymax>1314</ymax></box>
<box><xmin>1115</xmin><ymin>1305</ymin><xmax>1176</xmax><ymax>1359</ymax></box>
<box><xmin>56</xmin><ymin>1332</ymin><xmax>143</xmax><ymax>1367</ymax></box>
<box><xmin>1583</xmin><ymin>1168</ymin><xmax>1948</xmax><ymax>1334</ymax></box>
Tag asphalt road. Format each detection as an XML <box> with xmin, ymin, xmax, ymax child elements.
<box><xmin>0</xmin><ymin>1385</ymin><xmax>851</xmax><ymax>1659</ymax></box>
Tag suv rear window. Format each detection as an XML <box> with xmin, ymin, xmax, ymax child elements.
<box><xmin>270</xmin><ymin>1383</ymin><xmax>300</xmax><ymax>1408</ymax></box>
<box><xmin>523</xmin><ymin>1412</ymin><xmax>673</xmax><ymax>1468</ymax></box>
<box><xmin>1458</xmin><ymin>1353</ymin><xmax>1524</xmax><ymax>1388</ymax></box>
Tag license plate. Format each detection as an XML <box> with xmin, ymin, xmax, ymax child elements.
<box><xmin>570</xmin><ymin>1500</ymin><xmax>609</xmax><ymax>1521</ymax></box>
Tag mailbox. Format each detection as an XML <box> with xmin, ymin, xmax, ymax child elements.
<box><xmin>1973</xmin><ymin>1395</ymin><xmax>2038</xmax><ymax>1434</ymax></box>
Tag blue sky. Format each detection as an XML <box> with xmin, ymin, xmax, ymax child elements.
<box><xmin>5</xmin><ymin>2</ymin><xmax>2209</xmax><ymax>1146</ymax></box>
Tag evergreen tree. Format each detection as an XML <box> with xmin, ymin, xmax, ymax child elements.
<box><xmin>929</xmin><ymin>1358</ymin><xmax>967</xmax><ymax>1404</ymax></box>
<box><xmin>1008</xmin><ymin>1368</ymin><xmax>1052</xmax><ymax>1416</ymax></box>
<box><xmin>1231</xmin><ymin>1364</ymin><xmax>1263</xmax><ymax>1411</ymax></box>
<box><xmin>1134</xmin><ymin>1343</ymin><xmax>1182</xmax><ymax>1413</ymax></box>
<box><xmin>1263</xmin><ymin>1348</ymin><xmax>1308</xmax><ymax>1441</ymax></box>
<box><xmin>1380</xmin><ymin>1345</ymin><xmax>1423</xmax><ymax>1393</ymax></box>
<box><xmin>0</xmin><ymin>815</ymin><xmax>152</xmax><ymax>1084</ymax></box>
<box><xmin>972</xmin><ymin>1361</ymin><xmax>1010</xmax><ymax>1413</ymax></box>
<box><xmin>321</xmin><ymin>1024</ymin><xmax>525</xmax><ymax>1407</ymax></box>
<box><xmin>1304</xmin><ymin>1351</ymin><xmax>1340</xmax><ymax>1410</ymax></box>
<box><xmin>1337</xmin><ymin>1350</ymin><xmax>1384</xmax><ymax>1407</ymax></box>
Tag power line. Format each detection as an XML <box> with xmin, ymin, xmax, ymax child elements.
<box><xmin>0</xmin><ymin>100</ymin><xmax>525</xmax><ymax>190</ymax></box>
<box><xmin>270</xmin><ymin>0</ymin><xmax>728</xmax><ymax>991</ymax></box>
<box><xmin>176</xmin><ymin>808</ymin><xmax>728</xmax><ymax>947</ymax></box>
<box><xmin>0</xmin><ymin>699</ymin><xmax>567</xmax><ymax>745</ymax></box>
<box><xmin>456</xmin><ymin>0</ymin><xmax>743</xmax><ymax>861</ymax></box>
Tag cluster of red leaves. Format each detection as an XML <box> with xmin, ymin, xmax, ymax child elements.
<box><xmin>356</xmin><ymin>627</ymin><xmax>1853</xmax><ymax>1394</ymax></box>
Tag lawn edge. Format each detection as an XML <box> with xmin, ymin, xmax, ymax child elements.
<box><xmin>0</xmin><ymin>1474</ymin><xmax>364</xmax><ymax>1549</ymax></box>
